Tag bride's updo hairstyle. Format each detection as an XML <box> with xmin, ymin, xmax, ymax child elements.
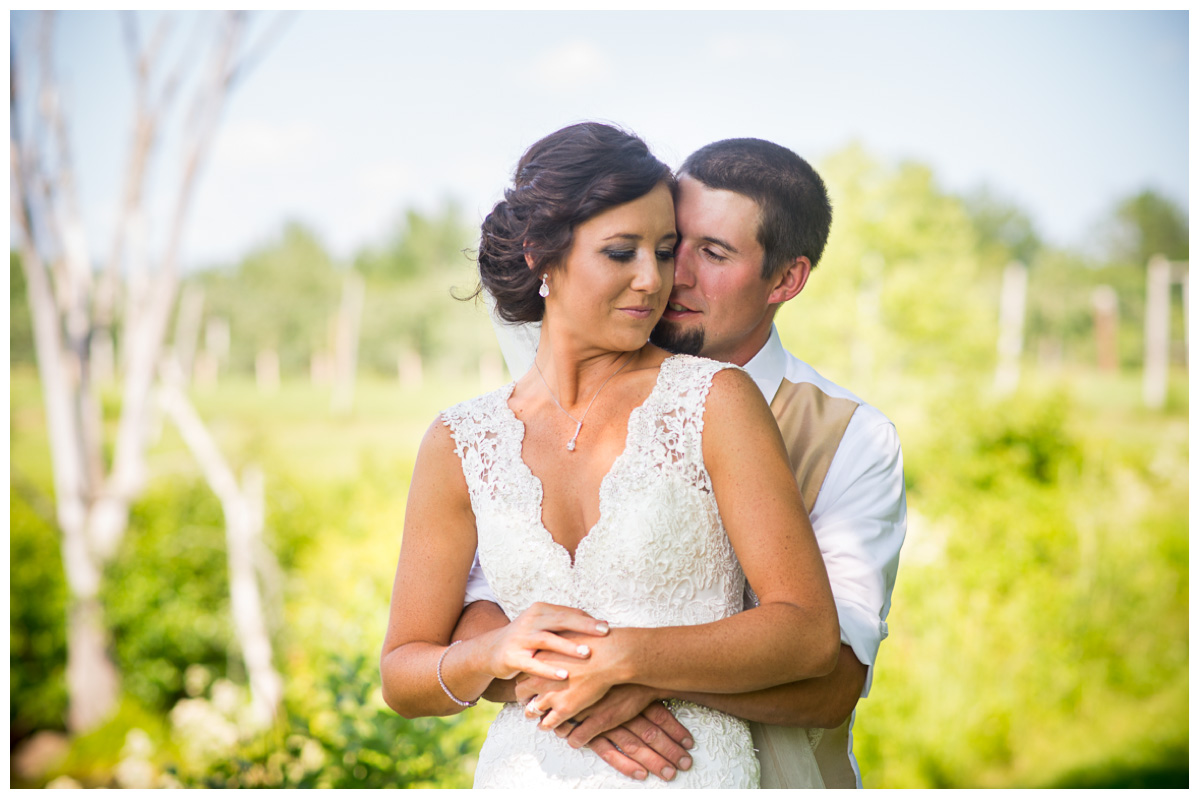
<box><xmin>478</xmin><ymin>122</ymin><xmax>673</xmax><ymax>324</ymax></box>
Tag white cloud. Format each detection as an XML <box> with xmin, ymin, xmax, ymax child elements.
<box><xmin>527</xmin><ymin>40</ymin><xmax>613</xmax><ymax>91</ymax></box>
<box><xmin>212</xmin><ymin>119</ymin><xmax>327</xmax><ymax>171</ymax></box>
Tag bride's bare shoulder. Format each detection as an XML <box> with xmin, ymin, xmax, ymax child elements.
<box><xmin>701</xmin><ymin>363</ymin><xmax>783</xmax><ymax>450</ymax></box>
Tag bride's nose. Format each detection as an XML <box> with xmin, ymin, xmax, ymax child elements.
<box><xmin>630</xmin><ymin>251</ymin><xmax>665</xmax><ymax>294</ymax></box>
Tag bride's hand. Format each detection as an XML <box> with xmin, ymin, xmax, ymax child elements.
<box><xmin>526</xmin><ymin>630</ymin><xmax>631</xmax><ymax>730</ymax></box>
<box><xmin>486</xmin><ymin>602</ymin><xmax>610</xmax><ymax>683</ymax></box>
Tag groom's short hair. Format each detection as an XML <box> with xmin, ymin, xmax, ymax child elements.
<box><xmin>679</xmin><ymin>139</ymin><xmax>832</xmax><ymax>279</ymax></box>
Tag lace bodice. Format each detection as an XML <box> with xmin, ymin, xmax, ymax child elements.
<box><xmin>442</xmin><ymin>354</ymin><xmax>747</xmax><ymax>629</ymax></box>
<box><xmin>441</xmin><ymin>355</ymin><xmax>763</xmax><ymax>789</ymax></box>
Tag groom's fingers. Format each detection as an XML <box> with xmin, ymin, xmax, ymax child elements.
<box><xmin>599</xmin><ymin>727</ymin><xmax>680</xmax><ymax>781</ymax></box>
<box><xmin>622</xmin><ymin>716</ymin><xmax>693</xmax><ymax>772</ymax></box>
<box><xmin>587</xmin><ymin>735</ymin><xmax>651</xmax><ymax>781</ymax></box>
<box><xmin>641</xmin><ymin>702</ymin><xmax>695</xmax><ymax>750</ymax></box>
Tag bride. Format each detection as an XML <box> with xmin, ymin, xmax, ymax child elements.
<box><xmin>380</xmin><ymin>122</ymin><xmax>838</xmax><ymax>789</ymax></box>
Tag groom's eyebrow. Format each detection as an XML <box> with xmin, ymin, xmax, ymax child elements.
<box><xmin>700</xmin><ymin>235</ymin><xmax>739</xmax><ymax>253</ymax></box>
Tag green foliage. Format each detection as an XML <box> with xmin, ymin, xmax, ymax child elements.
<box><xmin>10</xmin><ymin>487</ymin><xmax>69</xmax><ymax>738</ymax></box>
<box><xmin>1108</xmin><ymin>189</ymin><xmax>1188</xmax><ymax>264</ymax></box>
<box><xmin>962</xmin><ymin>187</ymin><xmax>1042</xmax><ymax>268</ymax></box>
<box><xmin>185</xmin><ymin>206</ymin><xmax>493</xmax><ymax>381</ymax></box>
<box><xmin>48</xmin><ymin>697</ymin><xmax>174</xmax><ymax>788</ymax></box>
<box><xmin>855</xmin><ymin>382</ymin><xmax>1188</xmax><ymax>788</ymax></box>
<box><xmin>102</xmin><ymin>482</ymin><xmax>236</xmax><ymax>712</ymax></box>
<box><xmin>354</xmin><ymin>201</ymin><xmax>474</xmax><ymax>283</ymax></box>
<box><xmin>354</xmin><ymin>201</ymin><xmax>484</xmax><ymax>375</ymax></box>
<box><xmin>173</xmin><ymin>654</ymin><xmax>488</xmax><ymax>788</ymax></box>
<box><xmin>193</xmin><ymin>223</ymin><xmax>342</xmax><ymax>375</ymax></box>
<box><xmin>778</xmin><ymin>145</ymin><xmax>997</xmax><ymax>395</ymax></box>
<box><xmin>11</xmin><ymin>249</ymin><xmax>36</xmax><ymax>365</ymax></box>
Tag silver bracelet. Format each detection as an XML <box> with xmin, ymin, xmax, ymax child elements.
<box><xmin>437</xmin><ymin>640</ymin><xmax>478</xmax><ymax>708</ymax></box>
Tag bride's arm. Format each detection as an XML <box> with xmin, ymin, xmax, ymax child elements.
<box><xmin>380</xmin><ymin>418</ymin><xmax>607</xmax><ymax>718</ymax></box>
<box><xmin>532</xmin><ymin>368</ymin><xmax>839</xmax><ymax>730</ymax></box>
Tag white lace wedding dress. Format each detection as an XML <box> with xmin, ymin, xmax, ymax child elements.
<box><xmin>441</xmin><ymin>354</ymin><xmax>761</xmax><ymax>789</ymax></box>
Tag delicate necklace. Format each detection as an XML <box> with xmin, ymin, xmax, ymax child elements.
<box><xmin>533</xmin><ymin>350</ymin><xmax>637</xmax><ymax>451</ymax></box>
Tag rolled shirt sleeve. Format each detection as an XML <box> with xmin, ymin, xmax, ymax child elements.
<box><xmin>810</xmin><ymin>411</ymin><xmax>906</xmax><ymax>697</ymax></box>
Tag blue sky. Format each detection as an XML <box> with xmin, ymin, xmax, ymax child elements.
<box><xmin>11</xmin><ymin>10</ymin><xmax>1189</xmax><ymax>268</ymax></box>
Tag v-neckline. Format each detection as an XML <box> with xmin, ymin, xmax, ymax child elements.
<box><xmin>500</xmin><ymin>354</ymin><xmax>680</xmax><ymax>569</ymax></box>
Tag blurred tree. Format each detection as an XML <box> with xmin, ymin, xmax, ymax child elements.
<box><xmin>777</xmin><ymin>144</ymin><xmax>997</xmax><ymax>400</ymax></box>
<box><xmin>355</xmin><ymin>201</ymin><xmax>473</xmax><ymax>282</ymax></box>
<box><xmin>192</xmin><ymin>223</ymin><xmax>341</xmax><ymax>375</ymax></box>
<box><xmin>189</xmin><ymin>204</ymin><xmax>488</xmax><ymax>382</ymax></box>
<box><xmin>1107</xmin><ymin>189</ymin><xmax>1188</xmax><ymax>265</ymax></box>
<box><xmin>962</xmin><ymin>187</ymin><xmax>1043</xmax><ymax>269</ymax></box>
<box><xmin>10</xmin><ymin>11</ymin><xmax>289</xmax><ymax>733</ymax></box>
<box><xmin>354</xmin><ymin>203</ymin><xmax>485</xmax><ymax>378</ymax></box>
<box><xmin>11</xmin><ymin>251</ymin><xmax>36</xmax><ymax>365</ymax></box>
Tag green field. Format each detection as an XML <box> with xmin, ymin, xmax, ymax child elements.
<box><xmin>9</xmin><ymin>360</ymin><xmax>1189</xmax><ymax>788</ymax></box>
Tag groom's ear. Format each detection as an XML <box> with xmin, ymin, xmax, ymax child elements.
<box><xmin>767</xmin><ymin>256</ymin><xmax>811</xmax><ymax>306</ymax></box>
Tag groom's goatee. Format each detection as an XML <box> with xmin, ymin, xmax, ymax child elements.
<box><xmin>651</xmin><ymin>322</ymin><xmax>705</xmax><ymax>357</ymax></box>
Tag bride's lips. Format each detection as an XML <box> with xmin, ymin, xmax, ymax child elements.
<box><xmin>619</xmin><ymin>306</ymin><xmax>656</xmax><ymax>320</ymax></box>
<box><xmin>660</xmin><ymin>299</ymin><xmax>699</xmax><ymax>322</ymax></box>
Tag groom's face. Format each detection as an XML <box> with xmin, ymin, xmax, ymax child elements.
<box><xmin>652</xmin><ymin>175</ymin><xmax>778</xmax><ymax>366</ymax></box>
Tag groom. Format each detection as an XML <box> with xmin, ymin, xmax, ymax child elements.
<box><xmin>460</xmin><ymin>138</ymin><xmax>905</xmax><ymax>789</ymax></box>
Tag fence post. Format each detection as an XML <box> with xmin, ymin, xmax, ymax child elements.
<box><xmin>1142</xmin><ymin>255</ymin><xmax>1170</xmax><ymax>409</ymax></box>
<box><xmin>994</xmin><ymin>261</ymin><xmax>1028</xmax><ymax>395</ymax></box>
<box><xmin>1090</xmin><ymin>285</ymin><xmax>1119</xmax><ymax>372</ymax></box>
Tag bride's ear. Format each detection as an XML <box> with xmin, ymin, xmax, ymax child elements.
<box><xmin>524</xmin><ymin>241</ymin><xmax>536</xmax><ymax>271</ymax></box>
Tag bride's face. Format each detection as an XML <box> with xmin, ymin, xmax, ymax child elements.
<box><xmin>543</xmin><ymin>182</ymin><xmax>677</xmax><ymax>353</ymax></box>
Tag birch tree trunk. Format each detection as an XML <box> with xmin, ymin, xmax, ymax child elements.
<box><xmin>10</xmin><ymin>11</ymin><xmax>290</xmax><ymax>732</ymax></box>
<box><xmin>157</xmin><ymin>369</ymin><xmax>283</xmax><ymax>724</ymax></box>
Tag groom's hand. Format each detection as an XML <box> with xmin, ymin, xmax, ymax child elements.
<box><xmin>558</xmin><ymin>686</ymin><xmax>695</xmax><ymax>782</ymax></box>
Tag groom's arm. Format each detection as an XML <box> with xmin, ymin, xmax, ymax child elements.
<box><xmin>559</xmin><ymin>644</ymin><xmax>864</xmax><ymax>752</ymax></box>
<box><xmin>452</xmin><ymin>600</ymin><xmax>518</xmax><ymax>702</ymax></box>
<box><xmin>670</xmin><ymin>644</ymin><xmax>866</xmax><ymax>726</ymax></box>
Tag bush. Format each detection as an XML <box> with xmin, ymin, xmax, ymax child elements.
<box><xmin>10</xmin><ymin>487</ymin><xmax>69</xmax><ymax>738</ymax></box>
<box><xmin>102</xmin><ymin>482</ymin><xmax>236</xmax><ymax>712</ymax></box>
<box><xmin>171</xmin><ymin>653</ymin><xmax>490</xmax><ymax>788</ymax></box>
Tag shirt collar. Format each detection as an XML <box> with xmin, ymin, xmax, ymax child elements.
<box><xmin>742</xmin><ymin>325</ymin><xmax>787</xmax><ymax>403</ymax></box>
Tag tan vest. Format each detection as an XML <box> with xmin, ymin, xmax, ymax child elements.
<box><xmin>750</xmin><ymin>377</ymin><xmax>860</xmax><ymax>789</ymax></box>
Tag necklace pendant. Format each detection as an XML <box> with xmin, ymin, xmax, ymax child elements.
<box><xmin>566</xmin><ymin>438</ymin><xmax>576</xmax><ymax>451</ymax></box>
<box><xmin>566</xmin><ymin>421</ymin><xmax>582</xmax><ymax>451</ymax></box>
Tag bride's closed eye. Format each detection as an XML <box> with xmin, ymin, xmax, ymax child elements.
<box><xmin>604</xmin><ymin>249</ymin><xmax>636</xmax><ymax>263</ymax></box>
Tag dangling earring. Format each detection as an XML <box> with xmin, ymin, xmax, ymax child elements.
<box><xmin>539</xmin><ymin>273</ymin><xmax>550</xmax><ymax>298</ymax></box>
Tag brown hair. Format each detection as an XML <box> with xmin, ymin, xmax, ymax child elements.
<box><xmin>477</xmin><ymin>122</ymin><xmax>673</xmax><ymax>323</ymax></box>
<box><xmin>680</xmin><ymin>138</ymin><xmax>832</xmax><ymax>278</ymax></box>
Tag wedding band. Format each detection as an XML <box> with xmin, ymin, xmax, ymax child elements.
<box><xmin>525</xmin><ymin>698</ymin><xmax>543</xmax><ymax>716</ymax></box>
